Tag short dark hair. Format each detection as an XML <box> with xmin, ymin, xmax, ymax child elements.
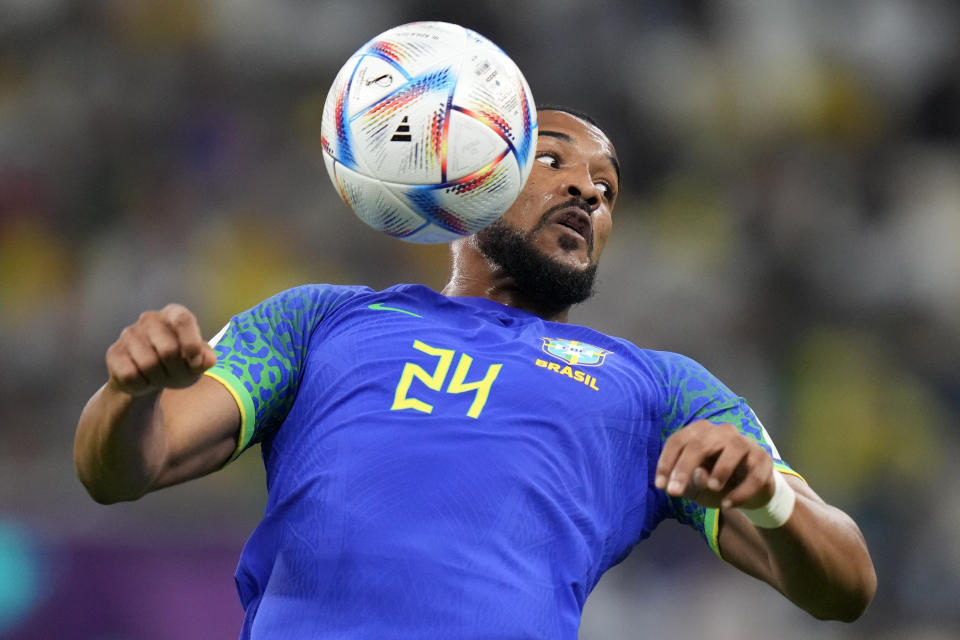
<box><xmin>537</xmin><ymin>104</ymin><xmax>620</xmax><ymax>186</ymax></box>
<box><xmin>536</xmin><ymin>104</ymin><xmax>604</xmax><ymax>130</ymax></box>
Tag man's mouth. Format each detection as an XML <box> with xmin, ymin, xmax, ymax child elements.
<box><xmin>551</xmin><ymin>206</ymin><xmax>593</xmax><ymax>246</ymax></box>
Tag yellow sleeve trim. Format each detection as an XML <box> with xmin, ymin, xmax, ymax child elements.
<box><xmin>204</xmin><ymin>369</ymin><xmax>256</xmax><ymax>463</ymax></box>
<box><xmin>774</xmin><ymin>463</ymin><xmax>806</xmax><ymax>484</ymax></box>
<box><xmin>705</xmin><ymin>507</ymin><xmax>722</xmax><ymax>558</ymax></box>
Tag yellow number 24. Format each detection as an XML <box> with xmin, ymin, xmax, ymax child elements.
<box><xmin>391</xmin><ymin>340</ymin><xmax>502</xmax><ymax>419</ymax></box>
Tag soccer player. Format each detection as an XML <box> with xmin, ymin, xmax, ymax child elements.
<box><xmin>74</xmin><ymin>108</ymin><xmax>876</xmax><ymax>638</ymax></box>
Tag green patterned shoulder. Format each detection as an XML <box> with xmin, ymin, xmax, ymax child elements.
<box><xmin>207</xmin><ymin>284</ymin><xmax>369</xmax><ymax>457</ymax></box>
<box><xmin>651</xmin><ymin>351</ymin><xmax>775</xmax><ymax>455</ymax></box>
<box><xmin>646</xmin><ymin>350</ymin><xmax>795</xmax><ymax>557</ymax></box>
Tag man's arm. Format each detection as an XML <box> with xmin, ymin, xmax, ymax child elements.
<box><xmin>74</xmin><ymin>304</ymin><xmax>241</xmax><ymax>504</ymax></box>
<box><xmin>655</xmin><ymin>420</ymin><xmax>877</xmax><ymax>622</ymax></box>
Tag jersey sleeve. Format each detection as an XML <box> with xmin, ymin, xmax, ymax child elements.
<box><xmin>204</xmin><ymin>284</ymin><xmax>366</xmax><ymax>462</ymax></box>
<box><xmin>654</xmin><ymin>352</ymin><xmax>799</xmax><ymax>558</ymax></box>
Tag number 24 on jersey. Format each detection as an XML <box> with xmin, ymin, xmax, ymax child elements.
<box><xmin>391</xmin><ymin>340</ymin><xmax>502</xmax><ymax>419</ymax></box>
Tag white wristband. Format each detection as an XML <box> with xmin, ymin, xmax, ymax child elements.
<box><xmin>737</xmin><ymin>472</ymin><xmax>796</xmax><ymax>529</ymax></box>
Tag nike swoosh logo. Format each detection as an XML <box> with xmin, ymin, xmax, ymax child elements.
<box><xmin>368</xmin><ymin>303</ymin><xmax>422</xmax><ymax>317</ymax></box>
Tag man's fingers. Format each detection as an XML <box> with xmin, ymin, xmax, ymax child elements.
<box><xmin>134</xmin><ymin>318</ymin><xmax>196</xmax><ymax>384</ymax></box>
<box><xmin>655</xmin><ymin>432</ymin><xmax>686</xmax><ymax>490</ymax></box>
<box><xmin>181</xmin><ymin>342</ymin><xmax>209</xmax><ymax>372</ymax></box>
<box><xmin>706</xmin><ymin>443</ymin><xmax>750</xmax><ymax>492</ymax></box>
<box><xmin>689</xmin><ymin>466</ymin><xmax>718</xmax><ymax>497</ymax></box>
<box><xmin>721</xmin><ymin>450</ymin><xmax>774</xmax><ymax>509</ymax></box>
<box><xmin>105</xmin><ymin>305</ymin><xmax>213</xmax><ymax>395</ymax></box>
<box><xmin>657</xmin><ymin>421</ymin><xmax>721</xmax><ymax>494</ymax></box>
<box><xmin>143</xmin><ymin>304</ymin><xmax>208</xmax><ymax>383</ymax></box>
<box><xmin>184</xmin><ymin>343</ymin><xmax>217</xmax><ymax>372</ymax></box>
<box><xmin>722</xmin><ymin>472</ymin><xmax>766</xmax><ymax>510</ymax></box>
<box><xmin>164</xmin><ymin>304</ymin><xmax>211</xmax><ymax>372</ymax></box>
<box><xmin>147</xmin><ymin>321</ymin><xmax>192</xmax><ymax>380</ymax></box>
<box><xmin>665</xmin><ymin>437</ymin><xmax>721</xmax><ymax>497</ymax></box>
<box><xmin>199</xmin><ymin>343</ymin><xmax>217</xmax><ymax>371</ymax></box>
<box><xmin>106</xmin><ymin>342</ymin><xmax>152</xmax><ymax>394</ymax></box>
<box><xmin>124</xmin><ymin>326</ymin><xmax>169</xmax><ymax>389</ymax></box>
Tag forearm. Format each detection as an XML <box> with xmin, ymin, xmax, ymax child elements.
<box><xmin>721</xmin><ymin>480</ymin><xmax>877</xmax><ymax>621</ymax></box>
<box><xmin>74</xmin><ymin>383</ymin><xmax>168</xmax><ymax>504</ymax></box>
<box><xmin>76</xmin><ymin>305</ymin><xmax>241</xmax><ymax>503</ymax></box>
<box><xmin>760</xmin><ymin>495</ymin><xmax>875</xmax><ymax>620</ymax></box>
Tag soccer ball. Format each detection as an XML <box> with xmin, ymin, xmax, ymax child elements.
<box><xmin>320</xmin><ymin>21</ymin><xmax>538</xmax><ymax>243</ymax></box>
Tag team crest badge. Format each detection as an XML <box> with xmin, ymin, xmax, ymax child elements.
<box><xmin>540</xmin><ymin>338</ymin><xmax>611</xmax><ymax>366</ymax></box>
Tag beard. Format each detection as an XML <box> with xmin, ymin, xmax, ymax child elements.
<box><xmin>475</xmin><ymin>205</ymin><xmax>599</xmax><ymax>315</ymax></box>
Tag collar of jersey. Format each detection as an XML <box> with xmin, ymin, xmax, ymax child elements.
<box><xmin>390</xmin><ymin>284</ymin><xmax>541</xmax><ymax>321</ymax></box>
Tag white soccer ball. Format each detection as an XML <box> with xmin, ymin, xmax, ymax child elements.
<box><xmin>320</xmin><ymin>21</ymin><xmax>538</xmax><ymax>243</ymax></box>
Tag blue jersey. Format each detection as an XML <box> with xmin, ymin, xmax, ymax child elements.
<box><xmin>206</xmin><ymin>284</ymin><xmax>794</xmax><ymax>639</ymax></box>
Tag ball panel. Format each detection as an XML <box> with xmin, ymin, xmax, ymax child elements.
<box><xmin>324</xmin><ymin>154</ymin><xmax>432</xmax><ymax>239</ymax></box>
<box><xmin>455</xmin><ymin>47</ymin><xmax>521</xmax><ymax>136</ymax></box>
<box><xmin>428</xmin><ymin>150</ymin><xmax>520</xmax><ymax>233</ymax></box>
<box><xmin>515</xmin><ymin>79</ymin><xmax>537</xmax><ymax>180</ymax></box>
<box><xmin>400</xmin><ymin>188</ymin><xmax>472</xmax><ymax>238</ymax></box>
<box><xmin>382</xmin><ymin>150</ymin><xmax>520</xmax><ymax>243</ymax></box>
<box><xmin>362</xmin><ymin>22</ymin><xmax>468</xmax><ymax>76</ymax></box>
<box><xmin>320</xmin><ymin>54</ymin><xmax>363</xmax><ymax>170</ymax></box>
<box><xmin>398</xmin><ymin>224</ymin><xmax>465</xmax><ymax>244</ymax></box>
<box><xmin>457</xmin><ymin>33</ymin><xmax>537</xmax><ymax>174</ymax></box>
<box><xmin>445</xmin><ymin>108</ymin><xmax>508</xmax><ymax>180</ymax></box>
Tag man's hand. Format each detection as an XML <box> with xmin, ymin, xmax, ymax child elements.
<box><xmin>655</xmin><ymin>420</ymin><xmax>776</xmax><ymax>510</ymax></box>
<box><xmin>106</xmin><ymin>304</ymin><xmax>217</xmax><ymax>396</ymax></box>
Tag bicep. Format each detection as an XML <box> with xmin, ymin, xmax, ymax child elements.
<box><xmin>717</xmin><ymin>475</ymin><xmax>820</xmax><ymax>586</ymax></box>
<box><xmin>151</xmin><ymin>374</ymin><xmax>242</xmax><ymax>490</ymax></box>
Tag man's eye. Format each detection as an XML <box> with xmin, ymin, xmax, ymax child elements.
<box><xmin>596</xmin><ymin>183</ymin><xmax>610</xmax><ymax>198</ymax></box>
<box><xmin>535</xmin><ymin>153</ymin><xmax>558</xmax><ymax>168</ymax></box>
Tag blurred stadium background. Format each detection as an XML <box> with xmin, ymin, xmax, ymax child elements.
<box><xmin>1</xmin><ymin>0</ymin><xmax>958</xmax><ymax>638</ymax></box>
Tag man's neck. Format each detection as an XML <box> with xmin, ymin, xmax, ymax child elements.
<box><xmin>440</xmin><ymin>238</ymin><xmax>571</xmax><ymax>322</ymax></box>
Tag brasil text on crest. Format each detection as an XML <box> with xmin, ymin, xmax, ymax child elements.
<box><xmin>536</xmin><ymin>338</ymin><xmax>611</xmax><ymax>391</ymax></box>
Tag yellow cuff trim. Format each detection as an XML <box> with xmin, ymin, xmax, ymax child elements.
<box><xmin>705</xmin><ymin>508</ymin><xmax>722</xmax><ymax>558</ymax></box>
<box><xmin>204</xmin><ymin>369</ymin><xmax>256</xmax><ymax>463</ymax></box>
<box><xmin>774</xmin><ymin>463</ymin><xmax>805</xmax><ymax>484</ymax></box>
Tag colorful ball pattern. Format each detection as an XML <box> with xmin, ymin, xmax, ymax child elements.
<box><xmin>321</xmin><ymin>22</ymin><xmax>537</xmax><ymax>243</ymax></box>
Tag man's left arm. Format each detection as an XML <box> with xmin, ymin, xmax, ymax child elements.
<box><xmin>656</xmin><ymin>420</ymin><xmax>877</xmax><ymax>622</ymax></box>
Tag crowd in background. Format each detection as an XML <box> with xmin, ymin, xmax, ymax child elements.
<box><xmin>1</xmin><ymin>1</ymin><xmax>958</xmax><ymax>638</ymax></box>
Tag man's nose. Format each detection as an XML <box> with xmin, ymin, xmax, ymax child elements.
<box><xmin>566</xmin><ymin>179</ymin><xmax>600</xmax><ymax>211</ymax></box>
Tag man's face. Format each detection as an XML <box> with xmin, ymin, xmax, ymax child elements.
<box><xmin>475</xmin><ymin>110</ymin><xmax>620</xmax><ymax>309</ymax></box>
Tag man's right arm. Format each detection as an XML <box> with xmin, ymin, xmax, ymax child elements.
<box><xmin>74</xmin><ymin>304</ymin><xmax>241</xmax><ymax>504</ymax></box>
